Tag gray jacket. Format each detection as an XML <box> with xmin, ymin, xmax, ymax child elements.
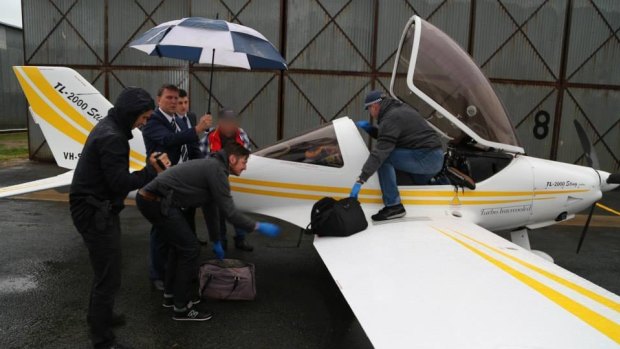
<box><xmin>142</xmin><ymin>150</ymin><xmax>256</xmax><ymax>234</ymax></box>
<box><xmin>359</xmin><ymin>98</ymin><xmax>441</xmax><ymax>182</ymax></box>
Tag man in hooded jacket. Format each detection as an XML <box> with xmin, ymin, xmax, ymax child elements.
<box><xmin>70</xmin><ymin>87</ymin><xmax>170</xmax><ymax>349</ymax></box>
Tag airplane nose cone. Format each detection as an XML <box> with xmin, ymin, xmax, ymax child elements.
<box><xmin>596</xmin><ymin>170</ymin><xmax>620</xmax><ymax>192</ymax></box>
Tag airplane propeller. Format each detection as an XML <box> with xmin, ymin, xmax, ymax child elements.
<box><xmin>572</xmin><ymin>120</ymin><xmax>620</xmax><ymax>252</ymax></box>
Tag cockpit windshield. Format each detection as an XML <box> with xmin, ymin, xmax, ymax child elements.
<box><xmin>253</xmin><ymin>123</ymin><xmax>344</xmax><ymax>168</ymax></box>
<box><xmin>391</xmin><ymin>17</ymin><xmax>522</xmax><ymax>151</ymax></box>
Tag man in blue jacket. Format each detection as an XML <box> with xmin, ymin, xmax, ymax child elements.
<box><xmin>141</xmin><ymin>84</ymin><xmax>212</xmax><ymax>291</ymax></box>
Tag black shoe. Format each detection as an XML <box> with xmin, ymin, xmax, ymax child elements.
<box><xmin>234</xmin><ymin>238</ymin><xmax>254</xmax><ymax>252</ymax></box>
<box><xmin>151</xmin><ymin>279</ymin><xmax>164</xmax><ymax>291</ymax></box>
<box><xmin>173</xmin><ymin>308</ymin><xmax>213</xmax><ymax>322</ymax></box>
<box><xmin>190</xmin><ymin>297</ymin><xmax>201</xmax><ymax>306</ymax></box>
<box><xmin>163</xmin><ymin>295</ymin><xmax>174</xmax><ymax>308</ymax></box>
<box><xmin>371</xmin><ymin>204</ymin><xmax>406</xmax><ymax>221</ymax></box>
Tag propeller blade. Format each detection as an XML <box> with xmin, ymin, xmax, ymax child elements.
<box><xmin>573</xmin><ymin>120</ymin><xmax>600</xmax><ymax>169</ymax></box>
<box><xmin>607</xmin><ymin>173</ymin><xmax>620</xmax><ymax>184</ymax></box>
<box><xmin>576</xmin><ymin>203</ymin><xmax>596</xmax><ymax>253</ymax></box>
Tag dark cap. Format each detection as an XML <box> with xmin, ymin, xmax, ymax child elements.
<box><xmin>364</xmin><ymin>90</ymin><xmax>384</xmax><ymax>110</ymax></box>
<box><xmin>219</xmin><ymin>108</ymin><xmax>238</xmax><ymax>121</ymax></box>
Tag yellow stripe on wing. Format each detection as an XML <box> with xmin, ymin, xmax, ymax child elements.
<box><xmin>449</xmin><ymin>229</ymin><xmax>620</xmax><ymax>313</ymax></box>
<box><xmin>434</xmin><ymin>227</ymin><xmax>620</xmax><ymax>344</ymax></box>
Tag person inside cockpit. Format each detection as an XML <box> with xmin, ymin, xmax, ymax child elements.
<box><xmin>350</xmin><ymin>90</ymin><xmax>443</xmax><ymax>221</ymax></box>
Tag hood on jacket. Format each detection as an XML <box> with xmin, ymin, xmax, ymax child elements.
<box><xmin>107</xmin><ymin>87</ymin><xmax>155</xmax><ymax>138</ymax></box>
<box><xmin>213</xmin><ymin>149</ymin><xmax>230</xmax><ymax>175</ymax></box>
<box><xmin>378</xmin><ymin>97</ymin><xmax>402</xmax><ymax>122</ymax></box>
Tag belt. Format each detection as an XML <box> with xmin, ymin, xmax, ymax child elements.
<box><xmin>138</xmin><ymin>189</ymin><xmax>161</xmax><ymax>202</ymax></box>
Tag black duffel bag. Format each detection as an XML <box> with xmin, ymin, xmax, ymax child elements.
<box><xmin>307</xmin><ymin>197</ymin><xmax>368</xmax><ymax>237</ymax></box>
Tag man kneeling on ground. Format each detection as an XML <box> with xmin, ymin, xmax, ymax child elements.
<box><xmin>136</xmin><ymin>142</ymin><xmax>281</xmax><ymax>321</ymax></box>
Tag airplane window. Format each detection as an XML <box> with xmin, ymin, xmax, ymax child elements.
<box><xmin>253</xmin><ymin>123</ymin><xmax>344</xmax><ymax>168</ymax></box>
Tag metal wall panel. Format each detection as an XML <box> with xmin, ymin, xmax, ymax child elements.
<box><xmin>108</xmin><ymin>0</ymin><xmax>190</xmax><ymax>66</ymax></box>
<box><xmin>283</xmin><ymin>73</ymin><xmax>370</xmax><ymax>138</ymax></box>
<box><xmin>286</xmin><ymin>0</ymin><xmax>374</xmax><ymax>71</ymax></box>
<box><xmin>0</xmin><ymin>25</ymin><xmax>27</xmax><ymax>130</ymax></box>
<box><xmin>474</xmin><ymin>0</ymin><xmax>567</xmax><ymax>81</ymax></box>
<box><xmin>377</xmin><ymin>0</ymin><xmax>471</xmax><ymax>73</ymax></box>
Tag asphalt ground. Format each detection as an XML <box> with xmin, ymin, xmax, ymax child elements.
<box><xmin>0</xmin><ymin>161</ymin><xmax>619</xmax><ymax>349</ymax></box>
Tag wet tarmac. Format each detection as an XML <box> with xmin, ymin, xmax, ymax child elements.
<box><xmin>0</xmin><ymin>161</ymin><xmax>619</xmax><ymax>349</ymax></box>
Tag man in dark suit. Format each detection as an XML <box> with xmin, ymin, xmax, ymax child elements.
<box><xmin>141</xmin><ymin>84</ymin><xmax>212</xmax><ymax>291</ymax></box>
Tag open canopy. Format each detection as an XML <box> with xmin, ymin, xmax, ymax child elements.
<box><xmin>390</xmin><ymin>16</ymin><xmax>523</xmax><ymax>154</ymax></box>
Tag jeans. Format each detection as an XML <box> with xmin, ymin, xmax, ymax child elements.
<box><xmin>137</xmin><ymin>195</ymin><xmax>200</xmax><ymax>310</ymax></box>
<box><xmin>219</xmin><ymin>213</ymin><xmax>247</xmax><ymax>242</ymax></box>
<box><xmin>73</xmin><ymin>210</ymin><xmax>121</xmax><ymax>349</ymax></box>
<box><xmin>377</xmin><ymin>147</ymin><xmax>444</xmax><ymax>206</ymax></box>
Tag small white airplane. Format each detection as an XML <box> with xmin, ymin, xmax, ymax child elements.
<box><xmin>2</xmin><ymin>15</ymin><xmax>619</xmax><ymax>348</ymax></box>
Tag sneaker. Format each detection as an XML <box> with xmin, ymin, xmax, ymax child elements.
<box><xmin>371</xmin><ymin>204</ymin><xmax>406</xmax><ymax>221</ymax></box>
<box><xmin>234</xmin><ymin>238</ymin><xmax>254</xmax><ymax>252</ymax></box>
<box><xmin>162</xmin><ymin>295</ymin><xmax>174</xmax><ymax>308</ymax></box>
<box><xmin>190</xmin><ymin>297</ymin><xmax>201</xmax><ymax>306</ymax></box>
<box><xmin>173</xmin><ymin>308</ymin><xmax>213</xmax><ymax>322</ymax></box>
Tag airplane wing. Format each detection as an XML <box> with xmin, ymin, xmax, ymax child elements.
<box><xmin>313</xmin><ymin>218</ymin><xmax>620</xmax><ymax>348</ymax></box>
<box><xmin>0</xmin><ymin>170</ymin><xmax>73</xmax><ymax>198</ymax></box>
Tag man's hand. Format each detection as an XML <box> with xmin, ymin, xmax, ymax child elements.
<box><xmin>355</xmin><ymin>120</ymin><xmax>372</xmax><ymax>133</ymax></box>
<box><xmin>255</xmin><ymin>222</ymin><xmax>281</xmax><ymax>237</ymax></box>
<box><xmin>195</xmin><ymin>114</ymin><xmax>213</xmax><ymax>134</ymax></box>
<box><xmin>350</xmin><ymin>182</ymin><xmax>362</xmax><ymax>199</ymax></box>
<box><xmin>212</xmin><ymin>241</ymin><xmax>225</xmax><ymax>260</ymax></box>
<box><xmin>149</xmin><ymin>152</ymin><xmax>171</xmax><ymax>173</ymax></box>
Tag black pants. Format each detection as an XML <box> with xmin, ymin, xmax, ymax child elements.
<box><xmin>73</xmin><ymin>210</ymin><xmax>121</xmax><ymax>349</ymax></box>
<box><xmin>137</xmin><ymin>195</ymin><xmax>200</xmax><ymax>310</ymax></box>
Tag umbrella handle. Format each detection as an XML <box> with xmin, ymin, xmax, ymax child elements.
<box><xmin>208</xmin><ymin>48</ymin><xmax>215</xmax><ymax>114</ymax></box>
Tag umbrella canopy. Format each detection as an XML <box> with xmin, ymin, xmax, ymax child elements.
<box><xmin>130</xmin><ymin>17</ymin><xmax>287</xmax><ymax>70</ymax></box>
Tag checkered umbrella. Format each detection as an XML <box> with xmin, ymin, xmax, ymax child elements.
<box><xmin>130</xmin><ymin>17</ymin><xmax>287</xmax><ymax>111</ymax></box>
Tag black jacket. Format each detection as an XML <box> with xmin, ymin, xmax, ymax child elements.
<box><xmin>142</xmin><ymin>108</ymin><xmax>201</xmax><ymax>165</ymax></box>
<box><xmin>142</xmin><ymin>150</ymin><xmax>257</xmax><ymax>236</ymax></box>
<box><xmin>70</xmin><ymin>87</ymin><xmax>155</xmax><ymax>223</ymax></box>
<box><xmin>359</xmin><ymin>98</ymin><xmax>441</xmax><ymax>181</ymax></box>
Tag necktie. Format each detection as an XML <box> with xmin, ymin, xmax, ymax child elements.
<box><xmin>171</xmin><ymin>117</ymin><xmax>188</xmax><ymax>163</ymax></box>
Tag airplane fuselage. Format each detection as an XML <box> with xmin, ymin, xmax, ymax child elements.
<box><xmin>231</xmin><ymin>118</ymin><xmax>608</xmax><ymax>234</ymax></box>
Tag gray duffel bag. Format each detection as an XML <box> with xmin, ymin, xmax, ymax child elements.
<box><xmin>199</xmin><ymin>259</ymin><xmax>256</xmax><ymax>301</ymax></box>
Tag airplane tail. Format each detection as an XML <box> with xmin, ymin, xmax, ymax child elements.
<box><xmin>13</xmin><ymin>66</ymin><xmax>146</xmax><ymax>170</ymax></box>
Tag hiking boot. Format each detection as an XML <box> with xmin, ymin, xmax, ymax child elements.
<box><xmin>172</xmin><ymin>308</ymin><xmax>213</xmax><ymax>322</ymax></box>
<box><xmin>234</xmin><ymin>238</ymin><xmax>254</xmax><ymax>252</ymax></box>
<box><xmin>371</xmin><ymin>204</ymin><xmax>406</xmax><ymax>221</ymax></box>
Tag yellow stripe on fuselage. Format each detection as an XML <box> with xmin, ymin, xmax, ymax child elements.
<box><xmin>231</xmin><ymin>177</ymin><xmax>588</xmax><ymax>199</ymax></box>
<box><xmin>434</xmin><ymin>227</ymin><xmax>620</xmax><ymax>344</ymax></box>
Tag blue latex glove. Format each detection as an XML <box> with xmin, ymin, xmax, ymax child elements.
<box><xmin>256</xmin><ymin>222</ymin><xmax>281</xmax><ymax>237</ymax></box>
<box><xmin>212</xmin><ymin>241</ymin><xmax>225</xmax><ymax>260</ymax></box>
<box><xmin>350</xmin><ymin>182</ymin><xmax>362</xmax><ymax>199</ymax></box>
<box><xmin>355</xmin><ymin>120</ymin><xmax>372</xmax><ymax>133</ymax></box>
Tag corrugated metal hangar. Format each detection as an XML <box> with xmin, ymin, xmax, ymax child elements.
<box><xmin>20</xmin><ymin>0</ymin><xmax>620</xmax><ymax>171</ymax></box>
<box><xmin>0</xmin><ymin>20</ymin><xmax>27</xmax><ymax>131</ymax></box>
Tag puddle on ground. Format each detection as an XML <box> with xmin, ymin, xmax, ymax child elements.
<box><xmin>0</xmin><ymin>275</ymin><xmax>38</xmax><ymax>293</ymax></box>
